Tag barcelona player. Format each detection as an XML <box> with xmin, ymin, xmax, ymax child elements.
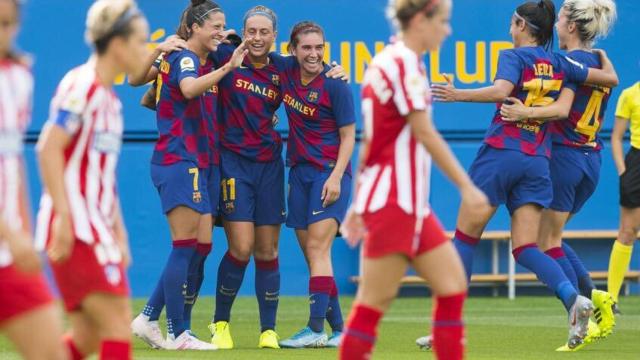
<box><xmin>0</xmin><ymin>0</ymin><xmax>67</xmax><ymax>359</ymax></box>
<box><xmin>339</xmin><ymin>0</ymin><xmax>491</xmax><ymax>359</ymax></box>
<box><xmin>276</xmin><ymin>21</ymin><xmax>356</xmax><ymax>349</ymax></box>
<box><xmin>34</xmin><ymin>1</ymin><xmax>150</xmax><ymax>359</ymax></box>
<box><xmin>499</xmin><ymin>0</ymin><xmax>618</xmax><ymax>348</ymax></box>
<box><xmin>127</xmin><ymin>0</ymin><xmax>247</xmax><ymax>350</ymax></box>
<box><xmin>428</xmin><ymin>0</ymin><xmax>619</xmax><ymax>349</ymax></box>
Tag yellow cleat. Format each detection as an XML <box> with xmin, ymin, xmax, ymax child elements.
<box><xmin>258</xmin><ymin>329</ymin><xmax>281</xmax><ymax>349</ymax></box>
<box><xmin>209</xmin><ymin>321</ymin><xmax>234</xmax><ymax>350</ymax></box>
<box><xmin>592</xmin><ymin>289</ymin><xmax>616</xmax><ymax>338</ymax></box>
<box><xmin>555</xmin><ymin>319</ymin><xmax>601</xmax><ymax>352</ymax></box>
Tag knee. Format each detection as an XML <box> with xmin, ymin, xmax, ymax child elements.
<box><xmin>229</xmin><ymin>242</ymin><xmax>253</xmax><ymax>262</ymax></box>
<box><xmin>305</xmin><ymin>239</ymin><xmax>331</xmax><ymax>262</ymax></box>
<box><xmin>253</xmin><ymin>240</ymin><xmax>278</xmax><ymax>261</ymax></box>
<box><xmin>98</xmin><ymin>302</ymin><xmax>132</xmax><ymax>340</ymax></box>
<box><xmin>618</xmin><ymin>226</ymin><xmax>637</xmax><ymax>245</ymax></box>
<box><xmin>356</xmin><ymin>287</ymin><xmax>396</xmax><ymax>313</ymax></box>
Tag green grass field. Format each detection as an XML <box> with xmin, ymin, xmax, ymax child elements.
<box><xmin>1</xmin><ymin>295</ymin><xmax>639</xmax><ymax>359</ymax></box>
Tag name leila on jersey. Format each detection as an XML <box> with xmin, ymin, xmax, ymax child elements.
<box><xmin>283</xmin><ymin>94</ymin><xmax>317</xmax><ymax>117</ymax></box>
<box><xmin>235</xmin><ymin>79</ymin><xmax>279</xmax><ymax>101</ymax></box>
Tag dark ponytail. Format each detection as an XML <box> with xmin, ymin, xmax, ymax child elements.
<box><xmin>515</xmin><ymin>0</ymin><xmax>556</xmax><ymax>50</ymax></box>
<box><xmin>178</xmin><ymin>0</ymin><xmax>223</xmax><ymax>40</ymax></box>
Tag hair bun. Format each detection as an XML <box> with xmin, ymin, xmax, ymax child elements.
<box><xmin>191</xmin><ymin>0</ymin><xmax>207</xmax><ymax>6</ymax></box>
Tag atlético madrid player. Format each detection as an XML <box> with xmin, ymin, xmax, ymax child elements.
<box><xmin>339</xmin><ymin>1</ymin><xmax>489</xmax><ymax>360</ymax></box>
<box><xmin>35</xmin><ymin>1</ymin><xmax>150</xmax><ymax>359</ymax></box>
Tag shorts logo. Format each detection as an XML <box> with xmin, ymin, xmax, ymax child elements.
<box><xmin>193</xmin><ymin>191</ymin><xmax>202</xmax><ymax>203</ymax></box>
<box><xmin>224</xmin><ymin>201</ymin><xmax>235</xmax><ymax>214</ymax></box>
<box><xmin>272</xmin><ymin>74</ymin><xmax>280</xmax><ymax>86</ymax></box>
<box><xmin>312</xmin><ymin>210</ymin><xmax>325</xmax><ymax>216</ymax></box>
<box><xmin>104</xmin><ymin>264</ymin><xmax>121</xmax><ymax>286</ymax></box>
<box><xmin>307</xmin><ymin>90</ymin><xmax>319</xmax><ymax>103</ymax></box>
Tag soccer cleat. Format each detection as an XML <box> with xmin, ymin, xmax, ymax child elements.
<box><xmin>131</xmin><ymin>314</ymin><xmax>166</xmax><ymax>349</ymax></box>
<box><xmin>612</xmin><ymin>302</ymin><xmax>621</xmax><ymax>315</ymax></box>
<box><xmin>326</xmin><ymin>331</ymin><xmax>343</xmax><ymax>348</ymax></box>
<box><xmin>566</xmin><ymin>295</ymin><xmax>594</xmax><ymax>349</ymax></box>
<box><xmin>592</xmin><ymin>289</ymin><xmax>616</xmax><ymax>337</ymax></box>
<box><xmin>279</xmin><ymin>327</ymin><xmax>328</xmax><ymax>348</ymax></box>
<box><xmin>416</xmin><ymin>335</ymin><xmax>433</xmax><ymax>350</ymax></box>
<box><xmin>258</xmin><ymin>329</ymin><xmax>280</xmax><ymax>349</ymax></box>
<box><xmin>555</xmin><ymin>319</ymin><xmax>601</xmax><ymax>352</ymax></box>
<box><xmin>209</xmin><ymin>321</ymin><xmax>234</xmax><ymax>350</ymax></box>
<box><xmin>166</xmin><ymin>331</ymin><xmax>217</xmax><ymax>350</ymax></box>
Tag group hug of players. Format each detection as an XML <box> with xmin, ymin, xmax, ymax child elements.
<box><xmin>0</xmin><ymin>0</ymin><xmax>637</xmax><ymax>359</ymax></box>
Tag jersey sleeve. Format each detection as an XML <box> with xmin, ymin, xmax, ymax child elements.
<box><xmin>46</xmin><ymin>72</ymin><xmax>91</xmax><ymax>135</ymax></box>
<box><xmin>175</xmin><ymin>52</ymin><xmax>199</xmax><ymax>83</ymax></box>
<box><xmin>328</xmin><ymin>80</ymin><xmax>356</xmax><ymax>128</ymax></box>
<box><xmin>494</xmin><ymin>50</ymin><xmax>522</xmax><ymax>85</ymax></box>
<box><xmin>209</xmin><ymin>44</ymin><xmax>235</xmax><ymax>67</ymax></box>
<box><xmin>616</xmin><ymin>89</ymin><xmax>631</xmax><ymax>119</ymax></box>
<box><xmin>557</xmin><ymin>55</ymin><xmax>589</xmax><ymax>84</ymax></box>
<box><xmin>389</xmin><ymin>54</ymin><xmax>430</xmax><ymax>116</ymax></box>
<box><xmin>269</xmin><ymin>52</ymin><xmax>297</xmax><ymax>73</ymax></box>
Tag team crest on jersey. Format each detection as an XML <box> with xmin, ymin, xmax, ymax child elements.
<box><xmin>104</xmin><ymin>264</ymin><xmax>121</xmax><ymax>286</ymax></box>
<box><xmin>180</xmin><ymin>57</ymin><xmax>196</xmax><ymax>73</ymax></box>
<box><xmin>307</xmin><ymin>91</ymin><xmax>320</xmax><ymax>103</ymax></box>
<box><xmin>224</xmin><ymin>201</ymin><xmax>235</xmax><ymax>214</ymax></box>
<box><xmin>271</xmin><ymin>74</ymin><xmax>280</xmax><ymax>86</ymax></box>
<box><xmin>193</xmin><ymin>191</ymin><xmax>202</xmax><ymax>203</ymax></box>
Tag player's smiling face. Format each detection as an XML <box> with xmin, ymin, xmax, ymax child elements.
<box><xmin>193</xmin><ymin>12</ymin><xmax>226</xmax><ymax>52</ymax></box>
<box><xmin>244</xmin><ymin>15</ymin><xmax>276</xmax><ymax>60</ymax></box>
<box><xmin>292</xmin><ymin>32</ymin><xmax>325</xmax><ymax>76</ymax></box>
<box><xmin>0</xmin><ymin>0</ymin><xmax>19</xmax><ymax>59</ymax></box>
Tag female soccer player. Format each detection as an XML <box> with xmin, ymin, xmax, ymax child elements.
<box><xmin>499</xmin><ymin>0</ymin><xmax>618</xmax><ymax>344</ymax></box>
<box><xmin>0</xmin><ymin>1</ymin><xmax>67</xmax><ymax>359</ymax></box>
<box><xmin>429</xmin><ymin>0</ymin><xmax>618</xmax><ymax>349</ymax></box>
<box><xmin>35</xmin><ymin>0</ymin><xmax>149</xmax><ymax>358</ymax></box>
<box><xmin>339</xmin><ymin>0</ymin><xmax>490</xmax><ymax>359</ymax></box>
<box><xmin>128</xmin><ymin>0</ymin><xmax>247</xmax><ymax>350</ymax></box>
<box><xmin>276</xmin><ymin>21</ymin><xmax>356</xmax><ymax>349</ymax></box>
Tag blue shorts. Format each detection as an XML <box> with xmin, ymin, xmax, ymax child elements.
<box><xmin>469</xmin><ymin>145</ymin><xmax>552</xmax><ymax>214</ymax></box>
<box><xmin>286</xmin><ymin>165</ymin><xmax>352</xmax><ymax>230</ymax></box>
<box><xmin>219</xmin><ymin>149</ymin><xmax>286</xmax><ymax>226</ymax></box>
<box><xmin>549</xmin><ymin>145</ymin><xmax>601</xmax><ymax>214</ymax></box>
<box><xmin>150</xmin><ymin>161</ymin><xmax>220</xmax><ymax>215</ymax></box>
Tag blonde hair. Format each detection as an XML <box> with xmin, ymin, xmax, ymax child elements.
<box><xmin>85</xmin><ymin>0</ymin><xmax>140</xmax><ymax>52</ymax></box>
<box><xmin>562</xmin><ymin>0</ymin><xmax>617</xmax><ymax>47</ymax></box>
<box><xmin>386</xmin><ymin>0</ymin><xmax>442</xmax><ymax>30</ymax></box>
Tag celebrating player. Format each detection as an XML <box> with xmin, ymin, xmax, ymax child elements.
<box><xmin>339</xmin><ymin>0</ymin><xmax>490</xmax><ymax>359</ymax></box>
<box><xmin>428</xmin><ymin>0</ymin><xmax>618</xmax><ymax>349</ymax></box>
<box><xmin>34</xmin><ymin>1</ymin><xmax>149</xmax><ymax>359</ymax></box>
<box><xmin>128</xmin><ymin>0</ymin><xmax>247</xmax><ymax>350</ymax></box>
<box><xmin>276</xmin><ymin>21</ymin><xmax>356</xmax><ymax>349</ymax></box>
<box><xmin>0</xmin><ymin>0</ymin><xmax>67</xmax><ymax>359</ymax></box>
<box><xmin>499</xmin><ymin>0</ymin><xmax>618</xmax><ymax>347</ymax></box>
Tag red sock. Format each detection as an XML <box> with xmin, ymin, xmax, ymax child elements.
<box><xmin>432</xmin><ymin>292</ymin><xmax>466</xmax><ymax>360</ymax></box>
<box><xmin>99</xmin><ymin>340</ymin><xmax>131</xmax><ymax>360</ymax></box>
<box><xmin>64</xmin><ymin>335</ymin><xmax>84</xmax><ymax>360</ymax></box>
<box><xmin>339</xmin><ymin>304</ymin><xmax>383</xmax><ymax>360</ymax></box>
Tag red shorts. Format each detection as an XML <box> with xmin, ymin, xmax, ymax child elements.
<box><xmin>0</xmin><ymin>265</ymin><xmax>54</xmax><ymax>325</ymax></box>
<box><xmin>50</xmin><ymin>241</ymin><xmax>129</xmax><ymax>312</ymax></box>
<box><xmin>363</xmin><ymin>205</ymin><xmax>448</xmax><ymax>259</ymax></box>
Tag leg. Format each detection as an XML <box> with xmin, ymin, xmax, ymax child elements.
<box><xmin>340</xmin><ymin>254</ymin><xmax>409</xmax><ymax>360</ymax></box>
<box><xmin>65</xmin><ymin>311</ymin><xmax>101</xmax><ymax>358</ymax></box>
<box><xmin>82</xmin><ymin>294</ymin><xmax>133</xmax><ymax>360</ymax></box>
<box><xmin>3</xmin><ymin>304</ymin><xmax>67</xmax><ymax>360</ymax></box>
<box><xmin>413</xmin><ymin>242</ymin><xmax>467</xmax><ymax>360</ymax></box>
<box><xmin>537</xmin><ymin>209</ymin><xmax>578</xmax><ymax>289</ymax></box>
<box><xmin>184</xmin><ymin>213</ymin><xmax>213</xmax><ymax>330</ymax></box>
<box><xmin>452</xmin><ymin>202</ymin><xmax>497</xmax><ymax>283</ymax></box>
<box><xmin>254</xmin><ymin>225</ymin><xmax>281</xmax><ymax>333</ymax></box>
<box><xmin>608</xmin><ymin>206</ymin><xmax>640</xmax><ymax>302</ymax></box>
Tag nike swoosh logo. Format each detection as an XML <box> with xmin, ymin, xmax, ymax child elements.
<box><xmin>265</xmin><ymin>291</ymin><xmax>279</xmax><ymax>296</ymax></box>
<box><xmin>312</xmin><ymin>210</ymin><xmax>325</xmax><ymax>215</ymax></box>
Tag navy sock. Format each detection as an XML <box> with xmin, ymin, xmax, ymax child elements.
<box><xmin>308</xmin><ymin>276</ymin><xmax>332</xmax><ymax>333</ymax></box>
<box><xmin>214</xmin><ymin>251</ymin><xmax>248</xmax><ymax>323</ymax></box>
<box><xmin>183</xmin><ymin>243</ymin><xmax>211</xmax><ymax>330</ymax></box>
<box><xmin>545</xmin><ymin>247</ymin><xmax>578</xmax><ymax>290</ymax></box>
<box><xmin>163</xmin><ymin>239</ymin><xmax>197</xmax><ymax>338</ymax></box>
<box><xmin>452</xmin><ymin>229</ymin><xmax>479</xmax><ymax>284</ymax></box>
<box><xmin>326</xmin><ymin>278</ymin><xmax>344</xmax><ymax>332</ymax></box>
<box><xmin>513</xmin><ymin>244</ymin><xmax>577</xmax><ymax>311</ymax></box>
<box><xmin>562</xmin><ymin>243</ymin><xmax>596</xmax><ymax>298</ymax></box>
<box><xmin>255</xmin><ymin>257</ymin><xmax>280</xmax><ymax>332</ymax></box>
<box><xmin>142</xmin><ymin>278</ymin><xmax>164</xmax><ymax>321</ymax></box>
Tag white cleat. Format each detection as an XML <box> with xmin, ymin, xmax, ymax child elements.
<box><xmin>416</xmin><ymin>335</ymin><xmax>433</xmax><ymax>350</ymax></box>
<box><xmin>166</xmin><ymin>331</ymin><xmax>218</xmax><ymax>350</ymax></box>
<box><xmin>131</xmin><ymin>314</ymin><xmax>166</xmax><ymax>349</ymax></box>
<box><xmin>567</xmin><ymin>295</ymin><xmax>594</xmax><ymax>349</ymax></box>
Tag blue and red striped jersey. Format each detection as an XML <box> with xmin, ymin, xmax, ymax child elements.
<box><xmin>152</xmin><ymin>49</ymin><xmax>218</xmax><ymax>168</ymax></box>
<box><xmin>486</xmin><ymin>46</ymin><xmax>588</xmax><ymax>157</ymax></box>
<box><xmin>551</xmin><ymin>50</ymin><xmax>610</xmax><ymax>150</ymax></box>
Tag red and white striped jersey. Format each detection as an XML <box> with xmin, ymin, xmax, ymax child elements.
<box><xmin>0</xmin><ymin>59</ymin><xmax>33</xmax><ymax>268</ymax></box>
<box><xmin>35</xmin><ymin>62</ymin><xmax>123</xmax><ymax>262</ymax></box>
<box><xmin>353</xmin><ymin>41</ymin><xmax>433</xmax><ymax>220</ymax></box>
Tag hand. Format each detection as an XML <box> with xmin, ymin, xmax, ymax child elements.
<box><xmin>219</xmin><ymin>29</ymin><xmax>237</xmax><ymax>44</ymax></box>
<box><xmin>500</xmin><ymin>97</ymin><xmax>529</xmax><ymax>122</ymax></box>
<box><xmin>617</xmin><ymin>166</ymin><xmax>626</xmax><ymax>176</ymax></box>
<box><xmin>326</xmin><ymin>61</ymin><xmax>349</xmax><ymax>82</ymax></box>
<box><xmin>321</xmin><ymin>173</ymin><xmax>342</xmax><ymax>208</ymax></box>
<box><xmin>340</xmin><ymin>208</ymin><xmax>366</xmax><ymax>248</ymax></box>
<box><xmin>7</xmin><ymin>230</ymin><xmax>41</xmax><ymax>273</ymax></box>
<box><xmin>156</xmin><ymin>35</ymin><xmax>187</xmax><ymax>54</ymax></box>
<box><xmin>431</xmin><ymin>74</ymin><xmax>458</xmax><ymax>102</ymax></box>
<box><xmin>592</xmin><ymin>48</ymin><xmax>609</xmax><ymax>62</ymax></box>
<box><xmin>228</xmin><ymin>39</ymin><xmax>249</xmax><ymax>69</ymax></box>
<box><xmin>460</xmin><ymin>184</ymin><xmax>491</xmax><ymax>219</ymax></box>
<box><xmin>47</xmin><ymin>214</ymin><xmax>74</xmax><ymax>263</ymax></box>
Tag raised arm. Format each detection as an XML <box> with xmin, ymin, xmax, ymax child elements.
<box><xmin>129</xmin><ymin>35</ymin><xmax>187</xmax><ymax>86</ymax></box>
<box><xmin>431</xmin><ymin>76</ymin><xmax>515</xmax><ymax>103</ymax></box>
<box><xmin>500</xmin><ymin>87</ymin><xmax>576</xmax><ymax>122</ymax></box>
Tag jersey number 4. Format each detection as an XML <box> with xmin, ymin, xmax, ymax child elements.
<box><xmin>576</xmin><ymin>88</ymin><xmax>609</xmax><ymax>141</ymax></box>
